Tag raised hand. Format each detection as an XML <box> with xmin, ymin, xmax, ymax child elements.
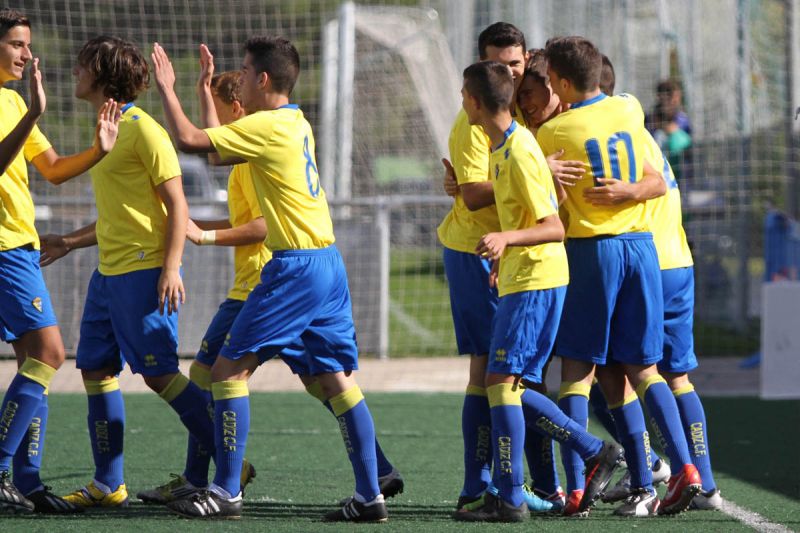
<box><xmin>94</xmin><ymin>99</ymin><xmax>121</xmax><ymax>154</ymax></box>
<box><xmin>197</xmin><ymin>44</ymin><xmax>215</xmax><ymax>92</ymax></box>
<box><xmin>151</xmin><ymin>42</ymin><xmax>176</xmax><ymax>93</ymax></box>
<box><xmin>29</xmin><ymin>57</ymin><xmax>46</xmax><ymax>118</ymax></box>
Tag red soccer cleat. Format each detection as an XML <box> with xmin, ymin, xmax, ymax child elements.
<box><xmin>659</xmin><ymin>464</ymin><xmax>702</xmax><ymax>515</ymax></box>
<box><xmin>562</xmin><ymin>489</ymin><xmax>585</xmax><ymax>517</ymax></box>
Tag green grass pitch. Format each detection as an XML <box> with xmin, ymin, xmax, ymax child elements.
<box><xmin>2</xmin><ymin>392</ymin><xmax>798</xmax><ymax>531</ymax></box>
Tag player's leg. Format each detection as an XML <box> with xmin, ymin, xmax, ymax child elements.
<box><xmin>442</xmin><ymin>247</ymin><xmax>495</xmax><ymax>507</ymax></box>
<box><xmin>522</xmin><ymin>379</ymin><xmax>562</xmax><ymax>510</ymax></box>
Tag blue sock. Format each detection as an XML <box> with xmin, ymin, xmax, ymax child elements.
<box><xmin>638</xmin><ymin>375</ymin><xmax>693</xmax><ymax>467</ymax></box>
<box><xmin>211</xmin><ymin>381</ymin><xmax>250</xmax><ymax>497</ymax></box>
<box><xmin>161</xmin><ymin>374</ymin><xmax>216</xmax><ymax>457</ymax></box>
<box><xmin>12</xmin><ymin>393</ymin><xmax>48</xmax><ymax>495</ymax></box>
<box><xmin>523</xmin><ymin>389</ymin><xmax>602</xmax><ymax>460</ymax></box>
<box><xmin>487</xmin><ymin>383</ymin><xmax>525</xmax><ymax>508</ymax></box>
<box><xmin>610</xmin><ymin>395</ymin><xmax>653</xmax><ymax>491</ymax></box>
<box><xmin>525</xmin><ymin>431</ymin><xmax>559</xmax><ymax>495</ymax></box>
<box><xmin>589</xmin><ymin>384</ymin><xmax>619</xmax><ymax>440</ymax></box>
<box><xmin>461</xmin><ymin>387</ymin><xmax>492</xmax><ymax>497</ymax></box>
<box><xmin>556</xmin><ymin>382</ymin><xmax>591</xmax><ymax>492</ymax></box>
<box><xmin>330</xmin><ymin>387</ymin><xmax>380</xmax><ymax>502</ymax></box>
<box><xmin>184</xmin><ymin>363</ymin><xmax>214</xmax><ymax>487</ymax></box>
<box><xmin>674</xmin><ymin>385</ymin><xmax>716</xmax><ymax>491</ymax></box>
<box><xmin>0</xmin><ymin>366</ymin><xmax>50</xmax><ymax>473</ymax></box>
<box><xmin>309</xmin><ymin>382</ymin><xmax>395</xmax><ymax>478</ymax></box>
<box><xmin>85</xmin><ymin>378</ymin><xmax>126</xmax><ymax>490</ymax></box>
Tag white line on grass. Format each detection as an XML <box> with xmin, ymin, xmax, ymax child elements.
<box><xmin>389</xmin><ymin>299</ymin><xmax>437</xmax><ymax>343</ymax></box>
<box><xmin>721</xmin><ymin>499</ymin><xmax>793</xmax><ymax>533</ymax></box>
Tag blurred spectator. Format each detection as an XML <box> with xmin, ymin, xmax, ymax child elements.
<box><xmin>647</xmin><ymin>79</ymin><xmax>692</xmax><ymax>180</ymax></box>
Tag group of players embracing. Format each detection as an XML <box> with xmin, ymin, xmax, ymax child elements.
<box><xmin>439</xmin><ymin>22</ymin><xmax>720</xmax><ymax>522</ymax></box>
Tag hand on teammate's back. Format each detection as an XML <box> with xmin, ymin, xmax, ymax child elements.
<box><xmin>583</xmin><ymin>178</ymin><xmax>636</xmax><ymax>206</ymax></box>
<box><xmin>546</xmin><ymin>148</ymin><xmax>585</xmax><ymax>187</ymax></box>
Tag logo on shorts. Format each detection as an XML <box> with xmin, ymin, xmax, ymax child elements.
<box><xmin>224</xmin><ymin>333</ymin><xmax>231</xmax><ymax>347</ymax></box>
<box><xmin>495</xmin><ymin>348</ymin><xmax>507</xmax><ymax>361</ymax></box>
<box><xmin>200</xmin><ymin>340</ymin><xmax>208</xmax><ymax>353</ymax></box>
<box><xmin>144</xmin><ymin>354</ymin><xmax>157</xmax><ymax>367</ymax></box>
<box><xmin>31</xmin><ymin>297</ymin><xmax>43</xmax><ymax>313</ymax></box>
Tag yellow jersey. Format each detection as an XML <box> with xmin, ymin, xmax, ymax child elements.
<box><xmin>491</xmin><ymin>122</ymin><xmax>569</xmax><ymax>296</ymax></box>
<box><xmin>536</xmin><ymin>93</ymin><xmax>651</xmax><ymax>238</ymax></box>
<box><xmin>205</xmin><ymin>105</ymin><xmax>334</xmax><ymax>251</ymax></box>
<box><xmin>642</xmin><ymin>133</ymin><xmax>693</xmax><ymax>270</ymax></box>
<box><xmin>226</xmin><ymin>163</ymin><xmax>271</xmax><ymax>300</ymax></box>
<box><xmin>0</xmin><ymin>88</ymin><xmax>51</xmax><ymax>250</ymax></box>
<box><xmin>90</xmin><ymin>104</ymin><xmax>182</xmax><ymax>275</ymax></box>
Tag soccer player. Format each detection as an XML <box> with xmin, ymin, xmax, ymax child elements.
<box><xmin>438</xmin><ymin>22</ymin><xmax>566</xmax><ymax>513</ymax></box>
<box><xmin>151</xmin><ymin>36</ymin><xmax>388</xmax><ymax>522</ymax></box>
<box><xmin>536</xmin><ymin>36</ymin><xmax>702</xmax><ymax>515</ymax></box>
<box><xmin>0</xmin><ymin>9</ymin><xmax>120</xmax><ymax>514</ymax></box>
<box><xmin>452</xmin><ymin>60</ymin><xmax>623</xmax><ymax>523</ymax></box>
<box><xmin>37</xmin><ymin>36</ymin><xmax>217</xmax><ymax>510</ymax></box>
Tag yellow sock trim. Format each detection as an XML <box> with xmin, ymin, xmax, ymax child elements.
<box><xmin>19</xmin><ymin>358</ymin><xmax>57</xmax><ymax>389</ymax></box>
<box><xmin>305</xmin><ymin>381</ymin><xmax>326</xmax><ymax>403</ymax></box>
<box><xmin>189</xmin><ymin>362</ymin><xmax>212</xmax><ymax>392</ymax></box>
<box><xmin>636</xmin><ymin>374</ymin><xmax>667</xmax><ymax>400</ymax></box>
<box><xmin>608</xmin><ymin>392</ymin><xmax>639</xmax><ymax>410</ymax></box>
<box><xmin>557</xmin><ymin>381</ymin><xmax>590</xmax><ymax>401</ymax></box>
<box><xmin>159</xmin><ymin>373</ymin><xmax>190</xmax><ymax>403</ymax></box>
<box><xmin>212</xmin><ymin>380</ymin><xmax>249</xmax><ymax>401</ymax></box>
<box><xmin>84</xmin><ymin>377</ymin><xmax>120</xmax><ymax>396</ymax></box>
<box><xmin>672</xmin><ymin>383</ymin><xmax>695</xmax><ymax>397</ymax></box>
<box><xmin>486</xmin><ymin>383</ymin><xmax>523</xmax><ymax>407</ymax></box>
<box><xmin>465</xmin><ymin>385</ymin><xmax>487</xmax><ymax>397</ymax></box>
<box><xmin>329</xmin><ymin>386</ymin><xmax>365</xmax><ymax>417</ymax></box>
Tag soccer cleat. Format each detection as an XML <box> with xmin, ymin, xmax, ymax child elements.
<box><xmin>240</xmin><ymin>459</ymin><xmax>256</xmax><ymax>496</ymax></box>
<box><xmin>614</xmin><ymin>488</ymin><xmax>660</xmax><ymax>517</ymax></box>
<box><xmin>167</xmin><ymin>489</ymin><xmax>242</xmax><ymax>519</ymax></box>
<box><xmin>579</xmin><ymin>441</ymin><xmax>624</xmax><ymax>513</ymax></box>
<box><xmin>62</xmin><ymin>481</ymin><xmax>130</xmax><ymax>508</ymax></box>
<box><xmin>652</xmin><ymin>459</ymin><xmax>672</xmax><ymax>486</ymax></box>
<box><xmin>456</xmin><ymin>494</ymin><xmax>482</xmax><ymax>511</ymax></box>
<box><xmin>534</xmin><ymin>486</ymin><xmax>566</xmax><ymax>512</ymax></box>
<box><xmin>690</xmin><ymin>488</ymin><xmax>722</xmax><ymax>511</ymax></box>
<box><xmin>659</xmin><ymin>464</ymin><xmax>702</xmax><ymax>515</ymax></box>
<box><xmin>378</xmin><ymin>468</ymin><xmax>404</xmax><ymax>499</ymax></box>
<box><xmin>522</xmin><ymin>483</ymin><xmax>555</xmax><ymax>513</ymax></box>
<box><xmin>602</xmin><ymin>468</ymin><xmax>631</xmax><ymax>503</ymax></box>
<box><xmin>562</xmin><ymin>489</ymin><xmax>586</xmax><ymax>517</ymax></box>
<box><xmin>453</xmin><ymin>492</ymin><xmax>529</xmax><ymax>523</ymax></box>
<box><xmin>0</xmin><ymin>471</ymin><xmax>34</xmax><ymax>514</ymax></box>
<box><xmin>137</xmin><ymin>474</ymin><xmax>201</xmax><ymax>504</ymax></box>
<box><xmin>27</xmin><ymin>486</ymin><xmax>84</xmax><ymax>514</ymax></box>
<box><xmin>324</xmin><ymin>494</ymin><xmax>388</xmax><ymax>523</ymax></box>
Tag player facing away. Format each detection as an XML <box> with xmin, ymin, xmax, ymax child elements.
<box><xmin>452</xmin><ymin>61</ymin><xmax>623</xmax><ymax>523</ymax></box>
<box><xmin>35</xmin><ymin>36</ymin><xmax>216</xmax><ymax>510</ymax></box>
<box><xmin>151</xmin><ymin>36</ymin><xmax>388</xmax><ymax>522</ymax></box>
<box><xmin>438</xmin><ymin>22</ymin><xmax>563</xmax><ymax>513</ymax></box>
<box><xmin>0</xmin><ymin>9</ymin><xmax>120</xmax><ymax>515</ymax></box>
<box><xmin>536</xmin><ymin>36</ymin><xmax>702</xmax><ymax>515</ymax></box>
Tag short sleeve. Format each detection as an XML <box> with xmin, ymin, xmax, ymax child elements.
<box><xmin>134</xmin><ymin>119</ymin><xmax>182</xmax><ymax>187</ymax></box>
<box><xmin>205</xmin><ymin>113</ymin><xmax>274</xmax><ymax>162</ymax></box>
<box><xmin>23</xmin><ymin>124</ymin><xmax>51</xmax><ymax>162</ymax></box>
<box><xmin>513</xmin><ymin>152</ymin><xmax>558</xmax><ymax>221</ymax></box>
<box><xmin>450</xmin><ymin>114</ymin><xmax>490</xmax><ymax>185</ymax></box>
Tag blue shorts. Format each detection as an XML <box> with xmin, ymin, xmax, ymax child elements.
<box><xmin>487</xmin><ymin>287</ymin><xmax>566</xmax><ymax>382</ymax></box>
<box><xmin>0</xmin><ymin>246</ymin><xmax>58</xmax><ymax>342</ymax></box>
<box><xmin>76</xmin><ymin>268</ymin><xmax>179</xmax><ymax>376</ymax></box>
<box><xmin>657</xmin><ymin>267</ymin><xmax>698</xmax><ymax>373</ymax></box>
<box><xmin>197</xmin><ymin>298</ymin><xmax>311</xmax><ymax>375</ymax></box>
<box><xmin>442</xmin><ymin>247</ymin><xmax>498</xmax><ymax>356</ymax></box>
<box><xmin>220</xmin><ymin>246</ymin><xmax>358</xmax><ymax>376</ymax></box>
<box><xmin>556</xmin><ymin>233</ymin><xmax>664</xmax><ymax>366</ymax></box>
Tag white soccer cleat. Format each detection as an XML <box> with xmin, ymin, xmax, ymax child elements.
<box><xmin>690</xmin><ymin>488</ymin><xmax>722</xmax><ymax>510</ymax></box>
<box><xmin>651</xmin><ymin>459</ymin><xmax>671</xmax><ymax>486</ymax></box>
<box><xmin>614</xmin><ymin>488</ymin><xmax>660</xmax><ymax>517</ymax></box>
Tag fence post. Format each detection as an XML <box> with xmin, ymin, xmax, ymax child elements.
<box><xmin>377</xmin><ymin>198</ymin><xmax>391</xmax><ymax>359</ymax></box>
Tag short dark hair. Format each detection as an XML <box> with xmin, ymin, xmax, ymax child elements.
<box><xmin>656</xmin><ymin>78</ymin><xmax>681</xmax><ymax>96</ymax></box>
<box><xmin>544</xmin><ymin>36</ymin><xmax>602</xmax><ymax>92</ymax></box>
<box><xmin>211</xmin><ymin>71</ymin><xmax>242</xmax><ymax>105</ymax></box>
<box><xmin>478</xmin><ymin>22</ymin><xmax>526</xmax><ymax>60</ymax></box>
<box><xmin>77</xmin><ymin>36</ymin><xmax>149</xmax><ymax>102</ymax></box>
<box><xmin>244</xmin><ymin>36</ymin><xmax>300</xmax><ymax>95</ymax></box>
<box><xmin>0</xmin><ymin>8</ymin><xmax>30</xmax><ymax>39</ymax></box>
<box><xmin>600</xmin><ymin>54</ymin><xmax>615</xmax><ymax>95</ymax></box>
<box><xmin>523</xmin><ymin>48</ymin><xmax>548</xmax><ymax>86</ymax></box>
<box><xmin>463</xmin><ymin>61</ymin><xmax>514</xmax><ymax>114</ymax></box>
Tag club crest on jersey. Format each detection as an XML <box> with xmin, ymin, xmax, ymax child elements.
<box><xmin>495</xmin><ymin>164</ymin><xmax>500</xmax><ymax>179</ymax></box>
<box><xmin>32</xmin><ymin>297</ymin><xmax>43</xmax><ymax>313</ymax></box>
<box><xmin>504</xmin><ymin>148</ymin><xmax>510</xmax><ymax>160</ymax></box>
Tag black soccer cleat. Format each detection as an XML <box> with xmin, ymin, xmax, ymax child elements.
<box><xmin>453</xmin><ymin>492</ymin><xmax>529</xmax><ymax>523</ymax></box>
<box><xmin>456</xmin><ymin>493</ymin><xmax>482</xmax><ymax>511</ymax></box>
<box><xmin>324</xmin><ymin>494</ymin><xmax>388</xmax><ymax>523</ymax></box>
<box><xmin>28</xmin><ymin>486</ymin><xmax>84</xmax><ymax>514</ymax></box>
<box><xmin>0</xmin><ymin>471</ymin><xmax>34</xmax><ymax>514</ymax></box>
<box><xmin>579</xmin><ymin>441</ymin><xmax>624</xmax><ymax>513</ymax></box>
<box><xmin>166</xmin><ymin>490</ymin><xmax>242</xmax><ymax>519</ymax></box>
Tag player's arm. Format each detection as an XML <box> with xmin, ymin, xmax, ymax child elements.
<box><xmin>187</xmin><ymin>216</ymin><xmax>266</xmax><ymax>247</ymax></box>
<box><xmin>1</xmin><ymin>59</ymin><xmax>46</xmax><ymax>176</ymax></box>
<box><xmin>476</xmin><ymin>214</ymin><xmax>564</xmax><ymax>261</ymax></box>
<box><xmin>156</xmin><ymin>176</ymin><xmax>188</xmax><ymax>314</ymax></box>
<box><xmin>583</xmin><ymin>159</ymin><xmax>666</xmax><ymax>206</ymax></box>
<box><xmin>461</xmin><ymin>182</ymin><xmax>495</xmax><ymax>211</ymax></box>
<box><xmin>152</xmin><ymin>43</ymin><xmax>215</xmax><ymax>154</ymax></box>
<box><xmin>39</xmin><ymin>221</ymin><xmax>98</xmax><ymax>267</ymax></box>
<box><xmin>31</xmin><ymin>100</ymin><xmax>121</xmax><ymax>185</ymax></box>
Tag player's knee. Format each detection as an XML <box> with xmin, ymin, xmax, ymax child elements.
<box><xmin>143</xmin><ymin>373</ymin><xmax>178</xmax><ymax>394</ymax></box>
<box><xmin>661</xmin><ymin>371</ymin><xmax>690</xmax><ymax>391</ymax></box>
<box><xmin>560</xmin><ymin>358</ymin><xmax>594</xmax><ymax>384</ymax></box>
<box><xmin>210</xmin><ymin>355</ymin><xmax>254</xmax><ymax>383</ymax></box>
<box><xmin>81</xmin><ymin>368</ymin><xmax>117</xmax><ymax>382</ymax></box>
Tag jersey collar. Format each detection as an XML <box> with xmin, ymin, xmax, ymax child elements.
<box><xmin>277</xmin><ymin>103</ymin><xmax>299</xmax><ymax>110</ymax></box>
<box><xmin>493</xmin><ymin>120</ymin><xmax>518</xmax><ymax>151</ymax></box>
<box><xmin>120</xmin><ymin>102</ymin><xmax>135</xmax><ymax>114</ymax></box>
<box><xmin>569</xmin><ymin>92</ymin><xmax>607</xmax><ymax>110</ymax></box>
